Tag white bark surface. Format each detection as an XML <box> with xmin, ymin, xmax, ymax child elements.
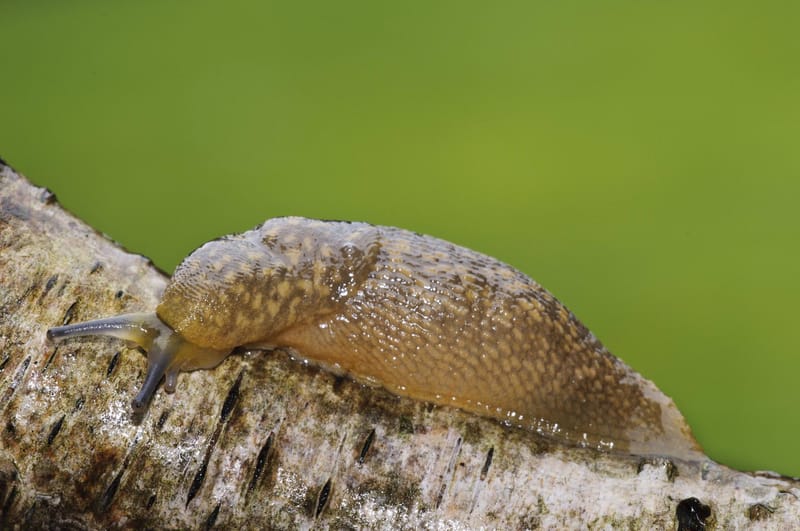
<box><xmin>0</xmin><ymin>160</ymin><xmax>797</xmax><ymax>529</ymax></box>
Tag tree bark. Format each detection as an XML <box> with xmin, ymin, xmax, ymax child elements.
<box><xmin>0</xmin><ymin>160</ymin><xmax>797</xmax><ymax>529</ymax></box>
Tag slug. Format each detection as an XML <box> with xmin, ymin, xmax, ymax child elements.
<box><xmin>48</xmin><ymin>216</ymin><xmax>702</xmax><ymax>458</ymax></box>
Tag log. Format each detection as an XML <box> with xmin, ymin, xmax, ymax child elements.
<box><xmin>0</xmin><ymin>159</ymin><xmax>797</xmax><ymax>529</ymax></box>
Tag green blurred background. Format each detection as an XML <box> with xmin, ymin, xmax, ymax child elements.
<box><xmin>2</xmin><ymin>1</ymin><xmax>798</xmax><ymax>476</ymax></box>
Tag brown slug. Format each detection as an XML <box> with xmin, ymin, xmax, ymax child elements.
<box><xmin>48</xmin><ymin>216</ymin><xmax>702</xmax><ymax>458</ymax></box>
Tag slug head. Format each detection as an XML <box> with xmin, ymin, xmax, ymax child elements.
<box><xmin>156</xmin><ymin>224</ymin><xmax>370</xmax><ymax>351</ymax></box>
<box><xmin>48</xmin><ymin>312</ymin><xmax>228</xmax><ymax>414</ymax></box>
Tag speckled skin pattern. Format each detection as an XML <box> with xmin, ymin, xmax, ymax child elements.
<box><xmin>156</xmin><ymin>217</ymin><xmax>701</xmax><ymax>457</ymax></box>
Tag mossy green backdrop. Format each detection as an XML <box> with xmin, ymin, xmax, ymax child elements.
<box><xmin>3</xmin><ymin>1</ymin><xmax>798</xmax><ymax>476</ymax></box>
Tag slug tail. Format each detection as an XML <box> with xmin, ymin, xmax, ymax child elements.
<box><xmin>625</xmin><ymin>375</ymin><xmax>706</xmax><ymax>462</ymax></box>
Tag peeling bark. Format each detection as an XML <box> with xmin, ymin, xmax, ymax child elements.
<box><xmin>0</xmin><ymin>161</ymin><xmax>797</xmax><ymax>529</ymax></box>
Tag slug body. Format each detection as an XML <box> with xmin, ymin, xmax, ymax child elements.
<box><xmin>49</xmin><ymin>217</ymin><xmax>701</xmax><ymax>458</ymax></box>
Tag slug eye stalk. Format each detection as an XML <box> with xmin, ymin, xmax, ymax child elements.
<box><xmin>48</xmin><ymin>312</ymin><xmax>226</xmax><ymax>415</ymax></box>
<box><xmin>47</xmin><ymin>312</ymin><xmax>166</xmax><ymax>348</ymax></box>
